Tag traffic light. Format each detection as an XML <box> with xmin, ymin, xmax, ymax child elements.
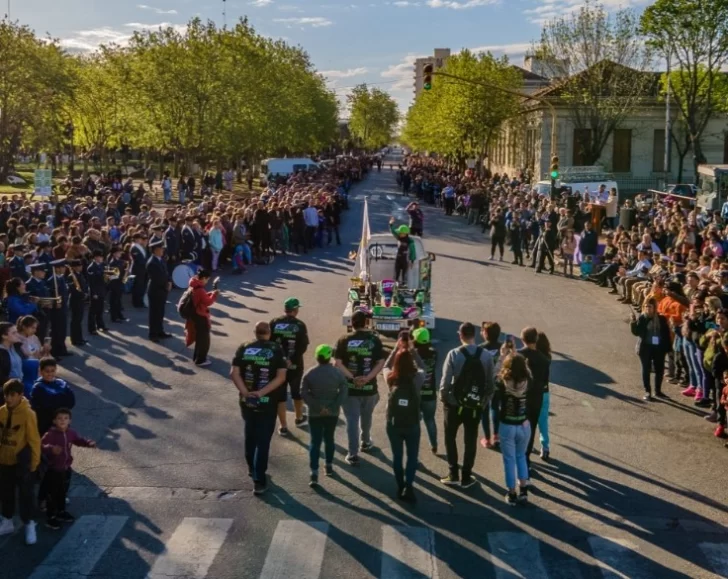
<box><xmin>423</xmin><ymin>64</ymin><xmax>433</xmax><ymax>91</ymax></box>
<box><xmin>550</xmin><ymin>155</ymin><xmax>559</xmax><ymax>180</ymax></box>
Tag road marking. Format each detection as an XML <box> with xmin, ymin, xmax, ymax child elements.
<box><xmin>698</xmin><ymin>543</ymin><xmax>728</xmax><ymax>578</ymax></box>
<box><xmin>588</xmin><ymin>536</ymin><xmax>651</xmax><ymax>578</ymax></box>
<box><xmin>487</xmin><ymin>532</ymin><xmax>548</xmax><ymax>579</ymax></box>
<box><xmin>147</xmin><ymin>517</ymin><xmax>233</xmax><ymax>579</ymax></box>
<box><xmin>381</xmin><ymin>525</ymin><xmax>439</xmax><ymax>579</ymax></box>
<box><xmin>28</xmin><ymin>515</ymin><xmax>128</xmax><ymax>579</ymax></box>
<box><xmin>260</xmin><ymin>520</ymin><xmax>329</xmax><ymax>579</ymax></box>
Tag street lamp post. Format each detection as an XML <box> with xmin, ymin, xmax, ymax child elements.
<box><xmin>664</xmin><ymin>48</ymin><xmax>672</xmax><ymax>177</ymax></box>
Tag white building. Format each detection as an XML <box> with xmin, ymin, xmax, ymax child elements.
<box><xmin>413</xmin><ymin>49</ymin><xmax>451</xmax><ymax>98</ymax></box>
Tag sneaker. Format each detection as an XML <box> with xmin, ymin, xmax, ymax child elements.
<box><xmin>655</xmin><ymin>391</ymin><xmax>668</xmax><ymax>399</ymax></box>
<box><xmin>0</xmin><ymin>517</ymin><xmax>14</xmax><ymax>536</ymax></box>
<box><xmin>505</xmin><ymin>492</ymin><xmax>518</xmax><ymax>506</ymax></box>
<box><xmin>440</xmin><ymin>473</ymin><xmax>459</xmax><ymax>486</ymax></box>
<box><xmin>643</xmin><ymin>393</ymin><xmax>653</xmax><ymax>401</ymax></box>
<box><xmin>705</xmin><ymin>411</ymin><xmax>719</xmax><ymax>423</ymax></box>
<box><xmin>695</xmin><ymin>397</ymin><xmax>712</xmax><ymax>408</ymax></box>
<box><xmin>295</xmin><ymin>416</ymin><xmax>308</xmax><ymax>427</ymax></box>
<box><xmin>278</xmin><ymin>427</ymin><xmax>290</xmax><ymax>436</ymax></box>
<box><xmin>345</xmin><ymin>454</ymin><xmax>360</xmax><ymax>466</ymax></box>
<box><xmin>253</xmin><ymin>480</ymin><xmax>268</xmax><ymax>495</ymax></box>
<box><xmin>401</xmin><ymin>485</ymin><xmax>417</xmax><ymax>503</ymax></box>
<box><xmin>56</xmin><ymin>511</ymin><xmax>75</xmax><ymax>523</ymax></box>
<box><xmin>540</xmin><ymin>448</ymin><xmax>550</xmax><ymax>461</ymax></box>
<box><xmin>45</xmin><ymin>517</ymin><xmax>62</xmax><ymax>530</ymax></box>
<box><xmin>518</xmin><ymin>486</ymin><xmax>529</xmax><ymax>504</ymax></box>
<box><xmin>24</xmin><ymin>521</ymin><xmax>37</xmax><ymax>545</ymax></box>
<box><xmin>359</xmin><ymin>441</ymin><xmax>374</xmax><ymax>453</ymax></box>
<box><xmin>431</xmin><ymin>446</ymin><xmax>438</xmax><ymax>455</ymax></box>
<box><xmin>309</xmin><ymin>473</ymin><xmax>319</xmax><ymax>487</ymax></box>
<box><xmin>460</xmin><ymin>475</ymin><xmax>477</xmax><ymax>489</ymax></box>
<box><xmin>325</xmin><ymin>463</ymin><xmax>334</xmax><ymax>476</ymax></box>
<box><xmin>714</xmin><ymin>425</ymin><xmax>727</xmax><ymax>439</ymax></box>
<box><xmin>195</xmin><ymin>360</ymin><xmax>212</xmax><ymax>367</ymax></box>
<box><xmin>681</xmin><ymin>386</ymin><xmax>697</xmax><ymax>397</ymax></box>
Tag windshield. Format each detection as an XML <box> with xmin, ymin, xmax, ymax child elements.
<box><xmin>368</xmin><ymin>243</ymin><xmax>399</xmax><ymax>260</ymax></box>
<box><xmin>536</xmin><ymin>183</ymin><xmax>551</xmax><ymax>196</ymax></box>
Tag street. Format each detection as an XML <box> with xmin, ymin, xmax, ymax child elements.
<box><xmin>3</xmin><ymin>155</ymin><xmax>727</xmax><ymax>579</ymax></box>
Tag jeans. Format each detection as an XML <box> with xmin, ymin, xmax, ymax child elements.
<box><xmin>342</xmin><ymin>394</ymin><xmax>379</xmax><ymax>456</ymax></box>
<box><xmin>420</xmin><ymin>400</ymin><xmax>438</xmax><ymax>449</ymax></box>
<box><xmin>443</xmin><ymin>403</ymin><xmax>481</xmax><ymax>478</ymax></box>
<box><xmin>163</xmin><ymin>187</ymin><xmax>171</xmax><ymax>202</ymax></box>
<box><xmin>386</xmin><ymin>423</ymin><xmax>420</xmax><ymax>487</ymax></box>
<box><xmin>500</xmin><ymin>422</ymin><xmax>531</xmax><ymax>490</ymax></box>
<box><xmin>241</xmin><ymin>408</ymin><xmax>277</xmax><ymax>482</ymax></box>
<box><xmin>538</xmin><ymin>392</ymin><xmax>550</xmax><ymax>450</ymax></box>
<box><xmin>309</xmin><ymin>416</ymin><xmax>337</xmax><ymax>472</ymax></box>
<box><xmin>481</xmin><ymin>392</ymin><xmax>501</xmax><ymax>439</ymax></box>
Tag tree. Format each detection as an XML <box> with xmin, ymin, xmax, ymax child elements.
<box><xmin>534</xmin><ymin>0</ymin><xmax>654</xmax><ymax>166</ymax></box>
<box><xmin>347</xmin><ymin>85</ymin><xmax>399</xmax><ymax>150</ymax></box>
<box><xmin>641</xmin><ymin>0</ymin><xmax>728</xmax><ymax>180</ymax></box>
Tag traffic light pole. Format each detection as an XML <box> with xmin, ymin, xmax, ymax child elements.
<box><xmin>431</xmin><ymin>71</ymin><xmax>558</xmax><ymax>158</ymax></box>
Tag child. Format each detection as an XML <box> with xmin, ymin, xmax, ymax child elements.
<box><xmin>0</xmin><ymin>379</ymin><xmax>40</xmax><ymax>544</ymax></box>
<box><xmin>561</xmin><ymin>229</ymin><xmax>576</xmax><ymax>278</ymax></box>
<box><xmin>40</xmin><ymin>408</ymin><xmax>95</xmax><ymax>529</ymax></box>
<box><xmin>718</xmin><ymin>370</ymin><xmax>728</xmax><ymax>443</ymax></box>
<box><xmin>30</xmin><ymin>357</ymin><xmax>75</xmax><ymax>436</ymax></box>
<box><xmin>580</xmin><ymin>254</ymin><xmax>594</xmax><ymax>279</ymax></box>
<box><xmin>232</xmin><ymin>244</ymin><xmax>249</xmax><ymax>274</ymax></box>
<box><xmin>17</xmin><ymin>315</ymin><xmax>48</xmax><ymax>398</ymax></box>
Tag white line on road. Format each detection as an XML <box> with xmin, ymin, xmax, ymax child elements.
<box><xmin>588</xmin><ymin>536</ymin><xmax>651</xmax><ymax>578</ymax></box>
<box><xmin>698</xmin><ymin>543</ymin><xmax>728</xmax><ymax>578</ymax></box>
<box><xmin>28</xmin><ymin>515</ymin><xmax>128</xmax><ymax>579</ymax></box>
<box><xmin>259</xmin><ymin>520</ymin><xmax>329</xmax><ymax>579</ymax></box>
<box><xmin>147</xmin><ymin>517</ymin><xmax>233</xmax><ymax>579</ymax></box>
<box><xmin>487</xmin><ymin>531</ymin><xmax>549</xmax><ymax>579</ymax></box>
<box><xmin>381</xmin><ymin>525</ymin><xmax>439</xmax><ymax>579</ymax></box>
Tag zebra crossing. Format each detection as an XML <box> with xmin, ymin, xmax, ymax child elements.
<box><xmin>17</xmin><ymin>515</ymin><xmax>728</xmax><ymax>579</ymax></box>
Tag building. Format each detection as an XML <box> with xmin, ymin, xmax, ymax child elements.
<box><xmin>413</xmin><ymin>48</ymin><xmax>451</xmax><ymax>98</ymax></box>
<box><xmin>488</xmin><ymin>59</ymin><xmax>728</xmax><ymax>194</ymax></box>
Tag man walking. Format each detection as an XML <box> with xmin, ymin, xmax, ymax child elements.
<box><xmin>439</xmin><ymin>322</ymin><xmax>495</xmax><ymax>488</ymax></box>
<box><xmin>335</xmin><ymin>311</ymin><xmax>386</xmax><ymax>466</ymax></box>
<box><xmin>146</xmin><ymin>239</ymin><xmax>171</xmax><ymax>343</ymax></box>
<box><xmin>518</xmin><ymin>327</ymin><xmax>551</xmax><ymax>468</ymax></box>
<box><xmin>270</xmin><ymin>298</ymin><xmax>310</xmax><ymax>435</ymax></box>
<box><xmin>230</xmin><ymin>322</ymin><xmax>287</xmax><ymax>494</ymax></box>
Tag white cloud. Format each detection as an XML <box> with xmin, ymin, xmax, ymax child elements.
<box><xmin>124</xmin><ymin>22</ymin><xmax>188</xmax><ymax>34</ymax></box>
<box><xmin>393</xmin><ymin>1</ymin><xmax>421</xmax><ymax>5</ymax></box>
<box><xmin>249</xmin><ymin>0</ymin><xmax>274</xmax><ymax>6</ymax></box>
<box><xmin>137</xmin><ymin>4</ymin><xmax>178</xmax><ymax>14</ymax></box>
<box><xmin>522</xmin><ymin>0</ymin><xmax>648</xmax><ymax>24</ymax></box>
<box><xmin>59</xmin><ymin>27</ymin><xmax>132</xmax><ymax>51</ymax></box>
<box><xmin>277</xmin><ymin>3</ymin><xmax>303</xmax><ymax>11</ymax></box>
<box><xmin>470</xmin><ymin>42</ymin><xmax>532</xmax><ymax>56</ymax></box>
<box><xmin>273</xmin><ymin>16</ymin><xmax>333</xmax><ymax>27</ymax></box>
<box><xmin>427</xmin><ymin>0</ymin><xmax>497</xmax><ymax>8</ymax></box>
<box><xmin>320</xmin><ymin>67</ymin><xmax>369</xmax><ymax>79</ymax></box>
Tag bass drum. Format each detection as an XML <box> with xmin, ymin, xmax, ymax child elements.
<box><xmin>172</xmin><ymin>262</ymin><xmax>200</xmax><ymax>289</ymax></box>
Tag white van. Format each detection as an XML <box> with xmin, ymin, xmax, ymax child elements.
<box><xmin>534</xmin><ymin>179</ymin><xmax>619</xmax><ymax>201</ymax></box>
<box><xmin>261</xmin><ymin>158</ymin><xmax>319</xmax><ymax>178</ymax></box>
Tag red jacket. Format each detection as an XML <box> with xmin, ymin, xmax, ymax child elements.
<box><xmin>184</xmin><ymin>278</ymin><xmax>218</xmax><ymax>346</ymax></box>
<box><xmin>41</xmin><ymin>427</ymin><xmax>94</xmax><ymax>472</ymax></box>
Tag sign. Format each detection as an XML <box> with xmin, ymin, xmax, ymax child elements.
<box><xmin>34</xmin><ymin>169</ymin><xmax>53</xmax><ymax>196</ymax></box>
<box><xmin>375</xmin><ymin>323</ymin><xmax>400</xmax><ymax>332</ymax></box>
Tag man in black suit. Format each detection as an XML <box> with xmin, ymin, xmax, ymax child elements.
<box><xmin>165</xmin><ymin>217</ymin><xmax>181</xmax><ymax>276</ymax></box>
<box><xmin>46</xmin><ymin>259</ymin><xmax>71</xmax><ymax>358</ymax></box>
<box><xmin>180</xmin><ymin>216</ymin><xmax>196</xmax><ymax>260</ymax></box>
<box><xmin>87</xmin><ymin>249</ymin><xmax>108</xmax><ymax>335</ymax></box>
<box><xmin>130</xmin><ymin>232</ymin><xmax>148</xmax><ymax>308</ymax></box>
<box><xmin>146</xmin><ymin>239</ymin><xmax>172</xmax><ymax>343</ymax></box>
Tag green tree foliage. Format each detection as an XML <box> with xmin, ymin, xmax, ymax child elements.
<box><xmin>534</xmin><ymin>0</ymin><xmax>654</xmax><ymax>165</ymax></box>
<box><xmin>401</xmin><ymin>50</ymin><xmax>521</xmax><ymax>165</ymax></box>
<box><xmin>347</xmin><ymin>84</ymin><xmax>399</xmax><ymax>150</ymax></box>
<box><xmin>641</xmin><ymin>0</ymin><xmax>728</xmax><ymax>178</ymax></box>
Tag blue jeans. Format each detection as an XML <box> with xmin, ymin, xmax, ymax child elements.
<box><xmin>481</xmin><ymin>392</ymin><xmax>501</xmax><ymax>439</ymax></box>
<box><xmin>241</xmin><ymin>408</ymin><xmax>277</xmax><ymax>483</ymax></box>
<box><xmin>309</xmin><ymin>416</ymin><xmax>337</xmax><ymax>473</ymax></box>
<box><xmin>683</xmin><ymin>339</ymin><xmax>706</xmax><ymax>392</ymax></box>
<box><xmin>420</xmin><ymin>400</ymin><xmax>438</xmax><ymax>448</ymax></box>
<box><xmin>342</xmin><ymin>394</ymin><xmax>379</xmax><ymax>456</ymax></box>
<box><xmin>500</xmin><ymin>422</ymin><xmax>531</xmax><ymax>490</ymax></box>
<box><xmin>538</xmin><ymin>392</ymin><xmax>550</xmax><ymax>450</ymax></box>
<box><xmin>386</xmin><ymin>423</ymin><xmax>420</xmax><ymax>487</ymax></box>
<box><xmin>163</xmin><ymin>187</ymin><xmax>171</xmax><ymax>202</ymax></box>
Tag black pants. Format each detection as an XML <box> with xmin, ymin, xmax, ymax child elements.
<box><xmin>132</xmin><ymin>273</ymin><xmax>147</xmax><ymax>307</ymax></box>
<box><xmin>537</xmin><ymin>246</ymin><xmax>555</xmax><ymax>273</ymax></box>
<box><xmin>0</xmin><ymin>464</ymin><xmax>35</xmax><ymax>524</ymax></box>
<box><xmin>148</xmin><ymin>291</ymin><xmax>168</xmax><ymax>338</ymax></box>
<box><xmin>490</xmin><ymin>237</ymin><xmax>504</xmax><ymax>258</ymax></box>
<box><xmin>305</xmin><ymin>226</ymin><xmax>317</xmax><ymax>250</ymax></box>
<box><xmin>327</xmin><ymin>226</ymin><xmax>341</xmax><ymax>246</ymax></box>
<box><xmin>443</xmin><ymin>403</ymin><xmax>481</xmax><ymax>478</ymax></box>
<box><xmin>242</xmin><ymin>407</ymin><xmax>277</xmax><ymax>482</ymax></box>
<box><xmin>49</xmin><ymin>308</ymin><xmax>69</xmax><ymax>356</ymax></box>
<box><xmin>395</xmin><ymin>259</ymin><xmax>408</xmax><ymax>285</ymax></box>
<box><xmin>69</xmin><ymin>301</ymin><xmax>85</xmax><ymax>345</ymax></box>
<box><xmin>43</xmin><ymin>468</ymin><xmax>71</xmax><ymax>518</ymax></box>
<box><xmin>640</xmin><ymin>348</ymin><xmax>666</xmax><ymax>395</ymax></box>
<box><xmin>444</xmin><ymin>197</ymin><xmax>455</xmax><ymax>215</ymax></box>
<box><xmin>36</xmin><ymin>310</ymin><xmax>49</xmax><ymax>342</ymax></box>
<box><xmin>109</xmin><ymin>285</ymin><xmax>124</xmax><ymax>320</ymax></box>
<box><xmin>88</xmin><ymin>295</ymin><xmax>106</xmax><ymax>333</ymax></box>
<box><xmin>512</xmin><ymin>247</ymin><xmax>523</xmax><ymax>265</ymax></box>
<box><xmin>192</xmin><ymin>315</ymin><xmax>211</xmax><ymax>364</ymax></box>
<box><xmin>411</xmin><ymin>226</ymin><xmax>423</xmax><ymax>237</ymax></box>
<box><xmin>525</xmin><ymin>395</ymin><xmax>544</xmax><ymax>467</ymax></box>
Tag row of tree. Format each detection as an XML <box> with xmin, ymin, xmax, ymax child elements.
<box><xmin>0</xmin><ymin>18</ymin><xmax>341</xmax><ymax>181</ymax></box>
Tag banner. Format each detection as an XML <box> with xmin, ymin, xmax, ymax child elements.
<box><xmin>353</xmin><ymin>197</ymin><xmax>371</xmax><ymax>278</ymax></box>
<box><xmin>34</xmin><ymin>169</ymin><xmax>53</xmax><ymax>196</ymax></box>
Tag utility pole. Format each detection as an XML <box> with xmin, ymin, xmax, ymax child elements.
<box><xmin>664</xmin><ymin>48</ymin><xmax>672</xmax><ymax>179</ymax></box>
<box><xmin>222</xmin><ymin>0</ymin><xmax>227</xmax><ymax>29</ymax></box>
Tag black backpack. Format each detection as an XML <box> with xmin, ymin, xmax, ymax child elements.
<box><xmin>177</xmin><ymin>288</ymin><xmax>195</xmax><ymax>320</ymax></box>
<box><xmin>453</xmin><ymin>346</ymin><xmax>487</xmax><ymax>409</ymax></box>
<box><xmin>387</xmin><ymin>377</ymin><xmax>420</xmax><ymax>428</ymax></box>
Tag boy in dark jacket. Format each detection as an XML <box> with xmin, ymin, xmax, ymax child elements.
<box><xmin>30</xmin><ymin>357</ymin><xmax>75</xmax><ymax>436</ymax></box>
<box><xmin>40</xmin><ymin>408</ymin><xmax>95</xmax><ymax>529</ymax></box>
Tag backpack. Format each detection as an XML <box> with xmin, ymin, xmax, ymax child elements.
<box><xmin>177</xmin><ymin>288</ymin><xmax>195</xmax><ymax>320</ymax></box>
<box><xmin>453</xmin><ymin>346</ymin><xmax>487</xmax><ymax>409</ymax></box>
<box><xmin>386</xmin><ymin>378</ymin><xmax>420</xmax><ymax>428</ymax></box>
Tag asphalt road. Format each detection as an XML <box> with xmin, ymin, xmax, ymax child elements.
<box><xmin>2</xmin><ymin>155</ymin><xmax>727</xmax><ymax>579</ymax></box>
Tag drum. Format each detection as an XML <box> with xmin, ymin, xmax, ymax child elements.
<box><xmin>172</xmin><ymin>262</ymin><xmax>200</xmax><ymax>289</ymax></box>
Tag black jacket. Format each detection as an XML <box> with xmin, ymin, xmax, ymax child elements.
<box><xmin>630</xmin><ymin>314</ymin><xmax>672</xmax><ymax>356</ymax></box>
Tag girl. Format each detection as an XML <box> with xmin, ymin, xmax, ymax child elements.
<box><xmin>208</xmin><ymin>219</ymin><xmax>224</xmax><ymax>272</ymax></box>
<box><xmin>4</xmin><ymin>278</ymin><xmax>38</xmax><ymax>324</ymax></box>
<box><xmin>561</xmin><ymin>229</ymin><xmax>576</xmax><ymax>278</ymax></box>
<box><xmin>535</xmin><ymin>332</ymin><xmax>553</xmax><ymax>460</ymax></box>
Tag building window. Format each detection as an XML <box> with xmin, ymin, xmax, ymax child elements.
<box><xmin>653</xmin><ymin>129</ymin><xmax>666</xmax><ymax>172</ymax></box>
<box><xmin>573</xmin><ymin>129</ymin><xmax>592</xmax><ymax>166</ymax></box>
<box><xmin>612</xmin><ymin>129</ymin><xmax>632</xmax><ymax>173</ymax></box>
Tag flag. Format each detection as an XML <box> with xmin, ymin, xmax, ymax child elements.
<box><xmin>354</xmin><ymin>197</ymin><xmax>371</xmax><ymax>278</ymax></box>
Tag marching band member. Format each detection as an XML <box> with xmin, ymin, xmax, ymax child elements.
<box><xmin>46</xmin><ymin>260</ymin><xmax>71</xmax><ymax>359</ymax></box>
<box><xmin>9</xmin><ymin>244</ymin><xmax>26</xmax><ymax>279</ymax></box>
<box><xmin>130</xmin><ymin>232</ymin><xmax>148</xmax><ymax>309</ymax></box>
<box><xmin>107</xmin><ymin>246</ymin><xmax>127</xmax><ymax>323</ymax></box>
<box><xmin>26</xmin><ymin>263</ymin><xmax>51</xmax><ymax>341</ymax></box>
<box><xmin>67</xmin><ymin>259</ymin><xmax>89</xmax><ymax>347</ymax></box>
<box><xmin>87</xmin><ymin>250</ymin><xmax>108</xmax><ymax>335</ymax></box>
<box><xmin>146</xmin><ymin>239</ymin><xmax>172</xmax><ymax>343</ymax></box>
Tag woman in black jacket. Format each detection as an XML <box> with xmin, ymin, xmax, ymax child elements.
<box><xmin>630</xmin><ymin>297</ymin><xmax>672</xmax><ymax>400</ymax></box>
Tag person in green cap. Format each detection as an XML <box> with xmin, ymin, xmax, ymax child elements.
<box><xmin>389</xmin><ymin>216</ymin><xmax>416</xmax><ymax>286</ymax></box>
<box><xmin>301</xmin><ymin>344</ymin><xmax>348</xmax><ymax>486</ymax></box>
<box><xmin>270</xmin><ymin>297</ymin><xmax>310</xmax><ymax>435</ymax></box>
<box><xmin>412</xmin><ymin>327</ymin><xmax>439</xmax><ymax>454</ymax></box>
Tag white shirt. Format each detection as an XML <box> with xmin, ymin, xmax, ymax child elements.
<box><xmin>303</xmin><ymin>207</ymin><xmax>319</xmax><ymax>227</ymax></box>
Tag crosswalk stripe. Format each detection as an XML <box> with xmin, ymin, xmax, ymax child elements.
<box><xmin>588</xmin><ymin>537</ymin><xmax>651</xmax><ymax>578</ymax></box>
<box><xmin>487</xmin><ymin>531</ymin><xmax>549</xmax><ymax>579</ymax></box>
<box><xmin>147</xmin><ymin>517</ymin><xmax>232</xmax><ymax>579</ymax></box>
<box><xmin>28</xmin><ymin>515</ymin><xmax>128</xmax><ymax>579</ymax></box>
<box><xmin>259</xmin><ymin>520</ymin><xmax>329</xmax><ymax>579</ymax></box>
<box><xmin>698</xmin><ymin>543</ymin><xmax>728</xmax><ymax>578</ymax></box>
<box><xmin>381</xmin><ymin>525</ymin><xmax>439</xmax><ymax>579</ymax></box>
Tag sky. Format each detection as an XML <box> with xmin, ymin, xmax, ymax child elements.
<box><xmin>5</xmin><ymin>0</ymin><xmax>649</xmax><ymax>114</ymax></box>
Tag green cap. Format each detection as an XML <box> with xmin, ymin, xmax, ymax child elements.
<box><xmin>284</xmin><ymin>297</ymin><xmax>301</xmax><ymax>311</ymax></box>
<box><xmin>315</xmin><ymin>344</ymin><xmax>333</xmax><ymax>360</ymax></box>
<box><xmin>412</xmin><ymin>328</ymin><xmax>430</xmax><ymax>344</ymax></box>
<box><xmin>396</xmin><ymin>225</ymin><xmax>410</xmax><ymax>235</ymax></box>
